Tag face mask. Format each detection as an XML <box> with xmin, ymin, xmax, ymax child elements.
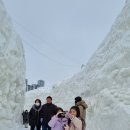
<box><xmin>35</xmin><ymin>103</ymin><xmax>40</xmax><ymax>106</ymax></box>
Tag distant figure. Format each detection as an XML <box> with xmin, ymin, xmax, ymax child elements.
<box><xmin>75</xmin><ymin>96</ymin><xmax>88</xmax><ymax>130</ymax></box>
<box><xmin>41</xmin><ymin>96</ymin><xmax>57</xmax><ymax>130</ymax></box>
<box><xmin>64</xmin><ymin>106</ymin><xmax>82</xmax><ymax>130</ymax></box>
<box><xmin>22</xmin><ymin>110</ymin><xmax>29</xmax><ymax>128</ymax></box>
<box><xmin>29</xmin><ymin>99</ymin><xmax>42</xmax><ymax>130</ymax></box>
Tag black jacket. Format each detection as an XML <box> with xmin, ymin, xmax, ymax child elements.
<box><xmin>22</xmin><ymin>111</ymin><xmax>29</xmax><ymax>124</ymax></box>
<box><xmin>29</xmin><ymin>105</ymin><xmax>42</xmax><ymax>126</ymax></box>
<box><xmin>41</xmin><ymin>103</ymin><xmax>57</xmax><ymax>125</ymax></box>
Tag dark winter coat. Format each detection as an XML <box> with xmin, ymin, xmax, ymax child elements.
<box><xmin>41</xmin><ymin>103</ymin><xmax>57</xmax><ymax>125</ymax></box>
<box><xmin>29</xmin><ymin>105</ymin><xmax>42</xmax><ymax>126</ymax></box>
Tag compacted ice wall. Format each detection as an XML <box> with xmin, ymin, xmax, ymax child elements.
<box><xmin>0</xmin><ymin>1</ymin><xmax>25</xmax><ymax>129</ymax></box>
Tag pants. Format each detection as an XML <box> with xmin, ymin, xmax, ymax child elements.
<box><xmin>30</xmin><ymin>125</ymin><xmax>41</xmax><ymax>130</ymax></box>
<box><xmin>42</xmin><ymin>124</ymin><xmax>51</xmax><ymax>130</ymax></box>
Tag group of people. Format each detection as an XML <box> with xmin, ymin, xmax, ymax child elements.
<box><xmin>22</xmin><ymin>96</ymin><xmax>88</xmax><ymax>130</ymax></box>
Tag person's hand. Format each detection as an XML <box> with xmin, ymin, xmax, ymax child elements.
<box><xmin>65</xmin><ymin>112</ymin><xmax>73</xmax><ymax>119</ymax></box>
<box><xmin>71</xmin><ymin>115</ymin><xmax>75</xmax><ymax>119</ymax></box>
<box><xmin>56</xmin><ymin>112</ymin><xmax>63</xmax><ymax>117</ymax></box>
<box><xmin>64</xmin><ymin>125</ymin><xmax>69</xmax><ymax>130</ymax></box>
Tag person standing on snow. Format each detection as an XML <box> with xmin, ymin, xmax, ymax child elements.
<box><xmin>75</xmin><ymin>96</ymin><xmax>88</xmax><ymax>130</ymax></box>
<box><xmin>22</xmin><ymin>110</ymin><xmax>29</xmax><ymax>128</ymax></box>
<box><xmin>41</xmin><ymin>96</ymin><xmax>57</xmax><ymax>130</ymax></box>
<box><xmin>29</xmin><ymin>99</ymin><xmax>42</xmax><ymax>130</ymax></box>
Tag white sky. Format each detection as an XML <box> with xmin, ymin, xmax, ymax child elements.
<box><xmin>3</xmin><ymin>0</ymin><xmax>125</xmax><ymax>87</ymax></box>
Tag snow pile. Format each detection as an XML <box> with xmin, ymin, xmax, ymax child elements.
<box><xmin>0</xmin><ymin>1</ymin><xmax>25</xmax><ymax>130</ymax></box>
<box><xmin>25</xmin><ymin>87</ymin><xmax>52</xmax><ymax>109</ymax></box>
<box><xmin>25</xmin><ymin>1</ymin><xmax>130</xmax><ymax>130</ymax></box>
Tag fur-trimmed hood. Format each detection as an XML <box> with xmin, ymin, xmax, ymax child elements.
<box><xmin>76</xmin><ymin>100</ymin><xmax>88</xmax><ymax>109</ymax></box>
<box><xmin>32</xmin><ymin>104</ymin><xmax>42</xmax><ymax>111</ymax></box>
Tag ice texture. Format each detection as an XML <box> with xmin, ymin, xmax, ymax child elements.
<box><xmin>0</xmin><ymin>1</ymin><xmax>25</xmax><ymax>129</ymax></box>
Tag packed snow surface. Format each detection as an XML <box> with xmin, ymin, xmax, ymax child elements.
<box><xmin>25</xmin><ymin>1</ymin><xmax>130</xmax><ymax>130</ymax></box>
<box><xmin>0</xmin><ymin>0</ymin><xmax>25</xmax><ymax>130</ymax></box>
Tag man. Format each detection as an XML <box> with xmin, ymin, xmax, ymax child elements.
<box><xmin>75</xmin><ymin>96</ymin><xmax>88</xmax><ymax>130</ymax></box>
<box><xmin>41</xmin><ymin>96</ymin><xmax>57</xmax><ymax>130</ymax></box>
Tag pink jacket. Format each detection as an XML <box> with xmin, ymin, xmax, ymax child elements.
<box><xmin>65</xmin><ymin>117</ymin><xmax>82</xmax><ymax>130</ymax></box>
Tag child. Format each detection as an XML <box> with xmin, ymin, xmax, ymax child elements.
<box><xmin>48</xmin><ymin>107</ymin><xmax>68</xmax><ymax>130</ymax></box>
<box><xmin>64</xmin><ymin>106</ymin><xmax>82</xmax><ymax>130</ymax></box>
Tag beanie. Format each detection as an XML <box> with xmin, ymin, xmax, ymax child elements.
<box><xmin>75</xmin><ymin>96</ymin><xmax>82</xmax><ymax>104</ymax></box>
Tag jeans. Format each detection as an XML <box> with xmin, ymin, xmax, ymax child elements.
<box><xmin>42</xmin><ymin>124</ymin><xmax>51</xmax><ymax>130</ymax></box>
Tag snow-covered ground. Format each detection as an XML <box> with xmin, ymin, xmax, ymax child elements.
<box><xmin>25</xmin><ymin>1</ymin><xmax>130</xmax><ymax>130</ymax></box>
<box><xmin>0</xmin><ymin>0</ymin><xmax>25</xmax><ymax>130</ymax></box>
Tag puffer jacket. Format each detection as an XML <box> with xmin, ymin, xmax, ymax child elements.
<box><xmin>29</xmin><ymin>105</ymin><xmax>42</xmax><ymax>126</ymax></box>
<box><xmin>65</xmin><ymin>117</ymin><xmax>82</xmax><ymax>130</ymax></box>
<box><xmin>76</xmin><ymin>100</ymin><xmax>88</xmax><ymax>120</ymax></box>
<box><xmin>48</xmin><ymin>115</ymin><xmax>68</xmax><ymax>130</ymax></box>
<box><xmin>41</xmin><ymin>103</ymin><xmax>57</xmax><ymax>125</ymax></box>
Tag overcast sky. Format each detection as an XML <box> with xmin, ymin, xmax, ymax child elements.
<box><xmin>3</xmin><ymin>0</ymin><xmax>125</xmax><ymax>87</ymax></box>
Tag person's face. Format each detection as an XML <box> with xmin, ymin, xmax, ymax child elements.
<box><xmin>70</xmin><ymin>109</ymin><xmax>77</xmax><ymax>117</ymax></box>
<box><xmin>36</xmin><ymin>101</ymin><xmax>39</xmax><ymax>103</ymax></box>
<box><xmin>35</xmin><ymin>100</ymin><xmax>40</xmax><ymax>106</ymax></box>
<box><xmin>46</xmin><ymin>98</ymin><xmax>52</xmax><ymax>104</ymax></box>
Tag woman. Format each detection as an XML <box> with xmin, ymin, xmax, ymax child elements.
<box><xmin>29</xmin><ymin>99</ymin><xmax>42</xmax><ymax>130</ymax></box>
<box><xmin>64</xmin><ymin>106</ymin><xmax>82</xmax><ymax>130</ymax></box>
<box><xmin>48</xmin><ymin>107</ymin><xmax>68</xmax><ymax>130</ymax></box>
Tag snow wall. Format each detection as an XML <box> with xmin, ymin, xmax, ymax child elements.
<box><xmin>0</xmin><ymin>1</ymin><xmax>25</xmax><ymax>130</ymax></box>
<box><xmin>25</xmin><ymin>1</ymin><xmax>130</xmax><ymax>130</ymax></box>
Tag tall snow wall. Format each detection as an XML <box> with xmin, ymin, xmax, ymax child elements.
<box><xmin>0</xmin><ymin>1</ymin><xmax>25</xmax><ymax>129</ymax></box>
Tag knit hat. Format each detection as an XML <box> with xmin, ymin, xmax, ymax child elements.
<box><xmin>75</xmin><ymin>96</ymin><xmax>82</xmax><ymax>104</ymax></box>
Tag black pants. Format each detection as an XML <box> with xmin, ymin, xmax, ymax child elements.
<box><xmin>42</xmin><ymin>124</ymin><xmax>51</xmax><ymax>130</ymax></box>
<box><xmin>30</xmin><ymin>125</ymin><xmax>41</xmax><ymax>130</ymax></box>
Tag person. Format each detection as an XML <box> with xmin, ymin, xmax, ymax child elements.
<box><xmin>41</xmin><ymin>96</ymin><xmax>57</xmax><ymax>130</ymax></box>
<box><xmin>75</xmin><ymin>96</ymin><xmax>88</xmax><ymax>130</ymax></box>
<box><xmin>48</xmin><ymin>107</ymin><xmax>68</xmax><ymax>130</ymax></box>
<box><xmin>29</xmin><ymin>99</ymin><xmax>42</xmax><ymax>130</ymax></box>
<box><xmin>64</xmin><ymin>106</ymin><xmax>82</xmax><ymax>130</ymax></box>
<box><xmin>22</xmin><ymin>110</ymin><xmax>29</xmax><ymax>128</ymax></box>
<box><xmin>22</xmin><ymin>110</ymin><xmax>25</xmax><ymax>125</ymax></box>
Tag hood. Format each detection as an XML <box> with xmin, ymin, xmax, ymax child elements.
<box><xmin>76</xmin><ymin>100</ymin><xmax>88</xmax><ymax>109</ymax></box>
<box><xmin>32</xmin><ymin>104</ymin><xmax>42</xmax><ymax>111</ymax></box>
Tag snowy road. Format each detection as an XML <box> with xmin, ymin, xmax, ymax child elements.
<box><xmin>21</xmin><ymin>126</ymin><xmax>30</xmax><ymax>130</ymax></box>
